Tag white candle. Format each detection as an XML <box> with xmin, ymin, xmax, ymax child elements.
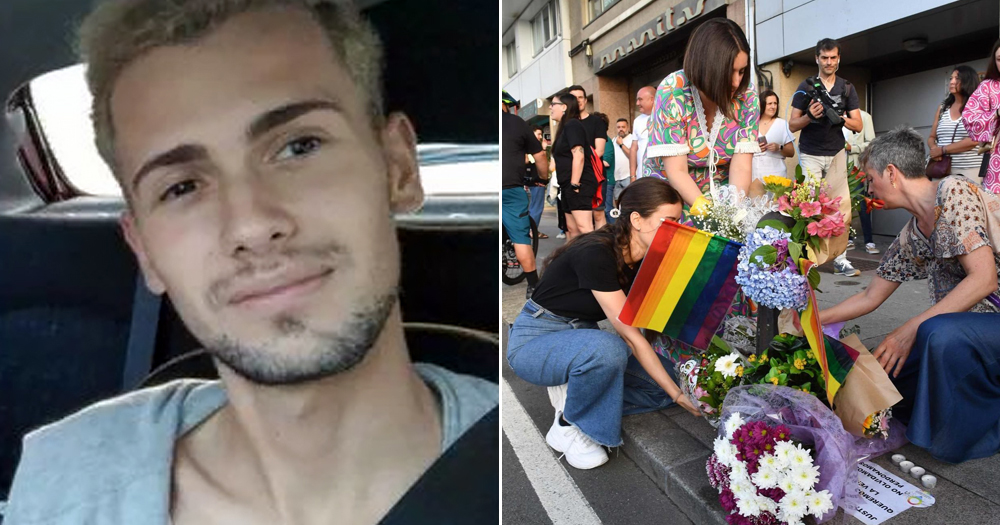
<box><xmin>891</xmin><ymin>454</ymin><xmax>906</xmax><ymax>464</ymax></box>
<box><xmin>910</xmin><ymin>466</ymin><xmax>925</xmax><ymax>478</ymax></box>
<box><xmin>899</xmin><ymin>460</ymin><xmax>914</xmax><ymax>473</ymax></box>
<box><xmin>921</xmin><ymin>474</ymin><xmax>937</xmax><ymax>489</ymax></box>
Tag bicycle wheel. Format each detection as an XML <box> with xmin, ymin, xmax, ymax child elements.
<box><xmin>502</xmin><ymin>226</ymin><xmax>525</xmax><ymax>285</ymax></box>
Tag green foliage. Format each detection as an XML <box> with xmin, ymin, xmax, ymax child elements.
<box><xmin>741</xmin><ymin>334</ymin><xmax>832</xmax><ymax>407</ymax></box>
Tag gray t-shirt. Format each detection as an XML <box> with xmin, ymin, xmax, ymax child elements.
<box><xmin>3</xmin><ymin>363</ymin><xmax>497</xmax><ymax>525</ymax></box>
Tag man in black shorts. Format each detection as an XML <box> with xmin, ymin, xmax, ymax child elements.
<box><xmin>502</xmin><ymin>91</ymin><xmax>548</xmax><ymax>297</ymax></box>
<box><xmin>568</xmin><ymin>85</ymin><xmax>608</xmax><ymax>228</ymax></box>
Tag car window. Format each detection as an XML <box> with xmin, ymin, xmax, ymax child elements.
<box><xmin>24</xmin><ymin>64</ymin><xmax>496</xmax><ymax>200</ymax></box>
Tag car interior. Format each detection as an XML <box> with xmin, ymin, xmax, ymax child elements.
<box><xmin>0</xmin><ymin>0</ymin><xmax>497</xmax><ymax>499</ymax></box>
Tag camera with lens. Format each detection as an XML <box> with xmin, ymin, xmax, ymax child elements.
<box><xmin>803</xmin><ymin>76</ymin><xmax>847</xmax><ymax>126</ymax></box>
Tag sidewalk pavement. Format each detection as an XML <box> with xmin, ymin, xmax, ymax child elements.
<box><xmin>502</xmin><ymin>205</ymin><xmax>1000</xmax><ymax>524</ymax></box>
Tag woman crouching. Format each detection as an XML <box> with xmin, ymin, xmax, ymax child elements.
<box><xmin>506</xmin><ymin>177</ymin><xmax>701</xmax><ymax>470</ymax></box>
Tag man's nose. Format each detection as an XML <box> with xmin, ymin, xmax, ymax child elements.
<box><xmin>219</xmin><ymin>176</ymin><xmax>296</xmax><ymax>257</ymax></box>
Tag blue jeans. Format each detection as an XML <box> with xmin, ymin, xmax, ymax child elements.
<box><xmin>506</xmin><ymin>299</ymin><xmax>676</xmax><ymax>446</ymax></box>
<box><xmin>603</xmin><ymin>181</ymin><xmax>615</xmax><ymax>224</ymax></box>
<box><xmin>528</xmin><ymin>185</ymin><xmax>545</xmax><ymax>229</ymax></box>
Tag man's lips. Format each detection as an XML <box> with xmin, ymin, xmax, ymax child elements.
<box><xmin>228</xmin><ymin>268</ymin><xmax>334</xmax><ymax>307</ymax></box>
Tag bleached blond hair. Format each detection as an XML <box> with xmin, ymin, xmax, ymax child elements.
<box><xmin>77</xmin><ymin>0</ymin><xmax>383</xmax><ymax>175</ymax></box>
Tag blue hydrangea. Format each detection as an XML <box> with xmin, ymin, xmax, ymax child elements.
<box><xmin>735</xmin><ymin>226</ymin><xmax>809</xmax><ymax>310</ymax></box>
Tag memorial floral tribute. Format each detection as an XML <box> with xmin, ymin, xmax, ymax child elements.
<box><xmin>707</xmin><ymin>411</ymin><xmax>835</xmax><ymax>525</ymax></box>
<box><xmin>677</xmin><ymin>337</ymin><xmax>747</xmax><ymax>427</ymax></box>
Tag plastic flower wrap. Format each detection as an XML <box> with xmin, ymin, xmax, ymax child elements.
<box><xmin>676</xmin><ymin>337</ymin><xmax>747</xmax><ymax>428</ymax></box>
<box><xmin>722</xmin><ymin>316</ymin><xmax>757</xmax><ymax>357</ymax></box>
<box><xmin>735</xmin><ymin>227</ymin><xmax>810</xmax><ymax>310</ymax></box>
<box><xmin>760</xmin><ymin>166</ymin><xmax>848</xmax><ymax>265</ymax></box>
<box><xmin>691</xmin><ymin>185</ymin><xmax>777</xmax><ymax>244</ymax></box>
<box><xmin>715</xmin><ymin>386</ymin><xmax>858</xmax><ymax>524</ymax></box>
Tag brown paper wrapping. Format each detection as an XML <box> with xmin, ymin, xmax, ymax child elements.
<box><xmin>832</xmin><ymin>334</ymin><xmax>903</xmax><ymax>438</ymax></box>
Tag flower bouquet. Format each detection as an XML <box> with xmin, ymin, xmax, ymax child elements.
<box><xmin>734</xmin><ymin>226</ymin><xmax>812</xmax><ymax>311</ymax></box>
<box><xmin>764</xmin><ymin>167</ymin><xmax>846</xmax><ymax>256</ymax></box>
<box><xmin>741</xmin><ymin>334</ymin><xmax>827</xmax><ymax>400</ymax></box>
<box><xmin>691</xmin><ymin>185</ymin><xmax>777</xmax><ymax>244</ymax></box>
<box><xmin>708</xmin><ymin>412</ymin><xmax>835</xmax><ymax>525</ymax></box>
<box><xmin>713</xmin><ymin>386</ymin><xmax>858</xmax><ymax>524</ymax></box>
<box><xmin>677</xmin><ymin>336</ymin><xmax>747</xmax><ymax>427</ymax></box>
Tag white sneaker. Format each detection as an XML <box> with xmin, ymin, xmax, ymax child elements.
<box><xmin>547</xmin><ymin>384</ymin><xmax>568</xmax><ymax>413</ymax></box>
<box><xmin>833</xmin><ymin>259</ymin><xmax>861</xmax><ymax>277</ymax></box>
<box><xmin>545</xmin><ymin>412</ymin><xmax>609</xmax><ymax>470</ymax></box>
<box><xmin>556</xmin><ymin>232</ymin><xmax>567</xmax><ymax>239</ymax></box>
<box><xmin>865</xmin><ymin>243</ymin><xmax>880</xmax><ymax>254</ymax></box>
<box><xmin>846</xmin><ymin>239</ymin><xmax>855</xmax><ymax>250</ymax></box>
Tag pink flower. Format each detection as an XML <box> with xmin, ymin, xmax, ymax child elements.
<box><xmin>798</xmin><ymin>201</ymin><xmax>822</xmax><ymax>217</ymax></box>
<box><xmin>819</xmin><ymin>194</ymin><xmax>842</xmax><ymax>215</ymax></box>
<box><xmin>806</xmin><ymin>213</ymin><xmax>846</xmax><ymax>238</ymax></box>
<box><xmin>777</xmin><ymin>195</ymin><xmax>792</xmax><ymax>212</ymax></box>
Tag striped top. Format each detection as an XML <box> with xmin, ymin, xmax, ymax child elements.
<box><xmin>937</xmin><ymin>107</ymin><xmax>982</xmax><ymax>169</ymax></box>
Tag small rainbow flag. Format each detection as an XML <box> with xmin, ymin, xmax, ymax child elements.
<box><xmin>797</xmin><ymin>259</ymin><xmax>860</xmax><ymax>406</ymax></box>
<box><xmin>619</xmin><ymin>221</ymin><xmax>742</xmax><ymax>351</ymax></box>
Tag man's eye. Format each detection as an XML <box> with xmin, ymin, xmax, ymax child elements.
<box><xmin>275</xmin><ymin>136</ymin><xmax>325</xmax><ymax>161</ymax></box>
<box><xmin>159</xmin><ymin>180</ymin><xmax>199</xmax><ymax>202</ymax></box>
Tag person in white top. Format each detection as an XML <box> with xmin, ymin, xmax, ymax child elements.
<box><xmin>629</xmin><ymin>86</ymin><xmax>655</xmax><ymax>180</ymax></box>
<box><xmin>612</xmin><ymin>118</ymin><xmax>632</xmax><ymax>203</ymax></box>
<box><xmin>929</xmin><ymin>65</ymin><xmax>984</xmax><ymax>181</ymax></box>
<box><xmin>752</xmin><ymin>89</ymin><xmax>795</xmax><ymax>183</ymax></box>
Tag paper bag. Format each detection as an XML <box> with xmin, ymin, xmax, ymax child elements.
<box><xmin>832</xmin><ymin>334</ymin><xmax>903</xmax><ymax>438</ymax></box>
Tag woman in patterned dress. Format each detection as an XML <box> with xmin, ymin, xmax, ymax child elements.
<box><xmin>821</xmin><ymin>128</ymin><xmax>1000</xmax><ymax>463</ymax></box>
<box><xmin>643</xmin><ymin>18</ymin><xmax>761</xmax><ymax>364</ymax></box>
<box><xmin>963</xmin><ymin>38</ymin><xmax>1000</xmax><ymax>193</ymax></box>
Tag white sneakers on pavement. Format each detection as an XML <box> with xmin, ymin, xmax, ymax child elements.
<box><xmin>865</xmin><ymin>243</ymin><xmax>880</xmax><ymax>254</ymax></box>
<box><xmin>833</xmin><ymin>259</ymin><xmax>861</xmax><ymax>277</ymax></box>
<box><xmin>546</xmin><ymin>411</ymin><xmax>609</xmax><ymax>470</ymax></box>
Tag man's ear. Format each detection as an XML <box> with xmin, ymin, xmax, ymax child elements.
<box><xmin>120</xmin><ymin>212</ymin><xmax>166</xmax><ymax>295</ymax></box>
<box><xmin>380</xmin><ymin>112</ymin><xmax>424</xmax><ymax>215</ymax></box>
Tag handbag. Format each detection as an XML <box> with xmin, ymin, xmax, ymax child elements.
<box><xmin>926</xmin><ymin>121</ymin><xmax>958</xmax><ymax>179</ymax></box>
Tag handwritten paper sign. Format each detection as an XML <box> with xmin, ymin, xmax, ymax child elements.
<box><xmin>841</xmin><ymin>461</ymin><xmax>935</xmax><ymax>524</ymax></box>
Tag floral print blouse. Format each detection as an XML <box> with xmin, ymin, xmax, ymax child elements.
<box><xmin>642</xmin><ymin>70</ymin><xmax>761</xmax><ymax>182</ymax></box>
<box><xmin>876</xmin><ymin>176</ymin><xmax>1000</xmax><ymax>312</ymax></box>
<box><xmin>963</xmin><ymin>79</ymin><xmax>1000</xmax><ymax>193</ymax></box>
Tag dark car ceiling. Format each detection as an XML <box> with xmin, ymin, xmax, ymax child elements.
<box><xmin>0</xmin><ymin>0</ymin><xmax>495</xmax><ymax>211</ymax></box>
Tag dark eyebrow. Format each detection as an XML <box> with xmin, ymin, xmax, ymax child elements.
<box><xmin>246</xmin><ymin>99</ymin><xmax>344</xmax><ymax>141</ymax></box>
<box><xmin>131</xmin><ymin>144</ymin><xmax>209</xmax><ymax>194</ymax></box>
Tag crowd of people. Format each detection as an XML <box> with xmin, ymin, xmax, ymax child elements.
<box><xmin>503</xmin><ymin>17</ymin><xmax>1000</xmax><ymax>470</ymax></box>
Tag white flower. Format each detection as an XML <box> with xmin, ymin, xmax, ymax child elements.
<box><xmin>779</xmin><ymin>489</ymin><xmax>808</xmax><ymax>520</ymax></box>
<box><xmin>788</xmin><ymin>445</ymin><xmax>813</xmax><ymax>468</ymax></box>
<box><xmin>790</xmin><ymin>464</ymin><xmax>821</xmax><ymax>490</ymax></box>
<box><xmin>759</xmin><ymin>451</ymin><xmax>787</xmax><ymax>472</ymax></box>
<box><xmin>773</xmin><ymin>440</ymin><xmax>795</xmax><ymax>464</ymax></box>
<box><xmin>736</xmin><ymin>492</ymin><xmax>762</xmax><ymax>517</ymax></box>
<box><xmin>730</xmin><ymin>477</ymin><xmax>754</xmax><ymax>501</ymax></box>
<box><xmin>751</xmin><ymin>465</ymin><xmax>779</xmax><ymax>489</ymax></box>
<box><xmin>714</xmin><ymin>439</ymin><xmax>737</xmax><ymax>467</ymax></box>
<box><xmin>807</xmin><ymin>489</ymin><xmax>834</xmax><ymax>517</ymax></box>
<box><xmin>778</xmin><ymin>475</ymin><xmax>798</xmax><ymax>495</ymax></box>
<box><xmin>725</xmin><ymin>412</ymin><xmax>745</xmax><ymax>439</ymax></box>
<box><xmin>729</xmin><ymin>460</ymin><xmax>748</xmax><ymax>479</ymax></box>
<box><xmin>716</xmin><ymin>353</ymin><xmax>741</xmax><ymax>379</ymax></box>
<box><xmin>757</xmin><ymin>495</ymin><xmax>778</xmax><ymax>515</ymax></box>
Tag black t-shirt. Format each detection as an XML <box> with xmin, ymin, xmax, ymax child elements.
<box><xmin>532</xmin><ymin>239</ymin><xmax>639</xmax><ymax>322</ymax></box>
<box><xmin>791</xmin><ymin>76</ymin><xmax>860</xmax><ymax>156</ymax></box>
<box><xmin>502</xmin><ymin>111</ymin><xmax>543</xmax><ymax>189</ymax></box>
<box><xmin>580</xmin><ymin>113</ymin><xmax>608</xmax><ymax>150</ymax></box>
<box><xmin>552</xmin><ymin>119</ymin><xmax>597</xmax><ymax>187</ymax></box>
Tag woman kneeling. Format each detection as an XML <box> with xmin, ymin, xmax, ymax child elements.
<box><xmin>821</xmin><ymin>127</ymin><xmax>1000</xmax><ymax>463</ymax></box>
<box><xmin>507</xmin><ymin>178</ymin><xmax>701</xmax><ymax>470</ymax></box>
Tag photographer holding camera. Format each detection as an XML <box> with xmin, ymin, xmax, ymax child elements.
<box><xmin>790</xmin><ymin>38</ymin><xmax>864</xmax><ymax>276</ymax></box>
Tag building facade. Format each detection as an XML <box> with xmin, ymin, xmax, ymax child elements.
<box><xmin>756</xmin><ymin>0</ymin><xmax>999</xmax><ymax>235</ymax></box>
<box><xmin>503</xmin><ymin>0</ymin><xmax>575</xmax><ymax>133</ymax></box>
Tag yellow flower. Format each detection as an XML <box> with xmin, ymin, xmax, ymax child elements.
<box><xmin>769</xmin><ymin>377</ymin><xmax>779</xmax><ymax>385</ymax></box>
<box><xmin>748</xmin><ymin>354</ymin><xmax>757</xmax><ymax>363</ymax></box>
<box><xmin>863</xmin><ymin>415</ymin><xmax>873</xmax><ymax>429</ymax></box>
<box><xmin>793</xmin><ymin>358</ymin><xmax>806</xmax><ymax>370</ymax></box>
<box><xmin>802</xmin><ymin>388</ymin><xmax>809</xmax><ymax>393</ymax></box>
<box><xmin>763</xmin><ymin>175</ymin><xmax>792</xmax><ymax>188</ymax></box>
<box><xmin>736</xmin><ymin>366</ymin><xmax>744</xmax><ymax>377</ymax></box>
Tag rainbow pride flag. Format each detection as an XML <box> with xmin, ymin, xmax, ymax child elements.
<box><xmin>619</xmin><ymin>221</ymin><xmax>742</xmax><ymax>351</ymax></box>
<box><xmin>797</xmin><ymin>259</ymin><xmax>860</xmax><ymax>406</ymax></box>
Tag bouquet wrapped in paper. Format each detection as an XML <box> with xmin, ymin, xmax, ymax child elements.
<box><xmin>714</xmin><ymin>385</ymin><xmax>858</xmax><ymax>524</ymax></box>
